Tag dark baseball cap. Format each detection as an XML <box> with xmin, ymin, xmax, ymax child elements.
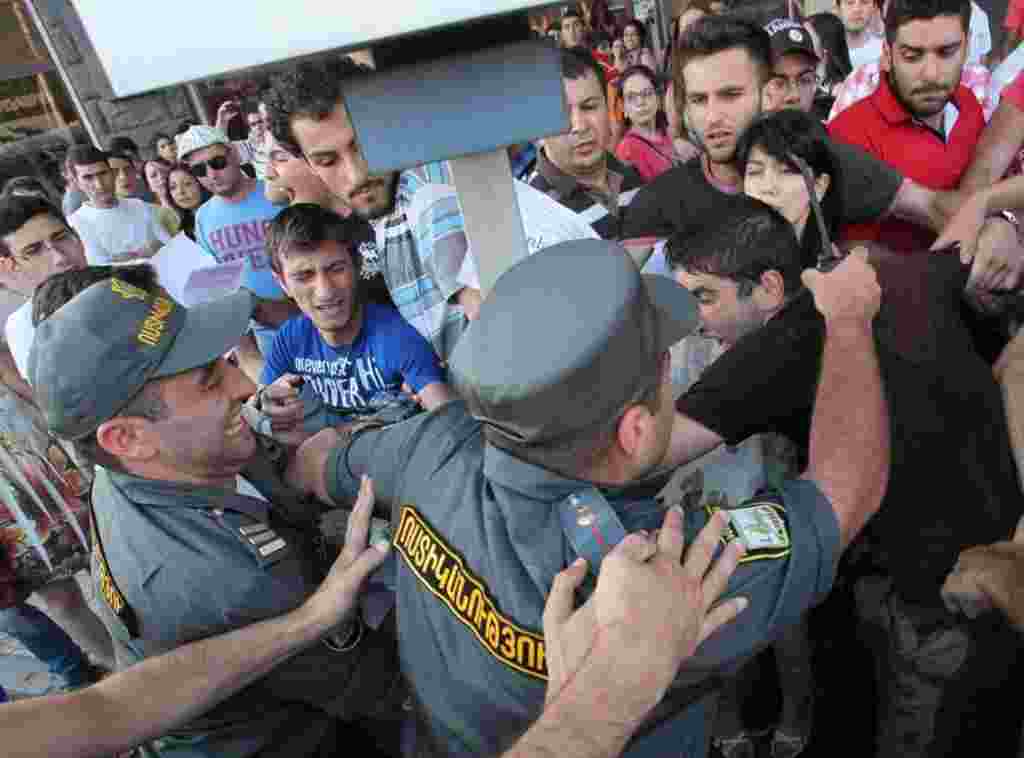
<box><xmin>28</xmin><ymin>278</ymin><xmax>253</xmax><ymax>440</ymax></box>
<box><xmin>450</xmin><ymin>239</ymin><xmax>698</xmax><ymax>453</ymax></box>
<box><xmin>764</xmin><ymin>18</ymin><xmax>819</xmax><ymax>63</ymax></box>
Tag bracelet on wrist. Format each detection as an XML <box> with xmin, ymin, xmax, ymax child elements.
<box><xmin>322</xmin><ymin>615</ymin><xmax>364</xmax><ymax>653</ymax></box>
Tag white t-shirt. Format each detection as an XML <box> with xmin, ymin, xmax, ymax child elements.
<box><xmin>453</xmin><ymin>180</ymin><xmax>599</xmax><ymax>290</ymax></box>
<box><xmin>848</xmin><ymin>33</ymin><xmax>884</xmax><ymax>71</ymax></box>
<box><xmin>5</xmin><ymin>300</ymin><xmax>35</xmax><ymax>381</ymax></box>
<box><xmin>69</xmin><ymin>198</ymin><xmax>171</xmax><ymax>265</ymax></box>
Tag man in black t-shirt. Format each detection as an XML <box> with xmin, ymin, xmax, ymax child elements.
<box><xmin>666</xmin><ymin>196</ymin><xmax>1024</xmax><ymax>757</ymax></box>
<box><xmin>623</xmin><ymin>15</ymin><xmax>1022</xmax><ymax>289</ymax></box>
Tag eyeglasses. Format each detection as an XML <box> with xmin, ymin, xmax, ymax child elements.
<box><xmin>765</xmin><ymin>72</ymin><xmax>820</xmax><ymax>96</ymax></box>
<box><xmin>189</xmin><ymin>155</ymin><xmax>229</xmax><ymax>178</ymax></box>
<box><xmin>624</xmin><ymin>88</ymin><xmax>658</xmax><ymax>105</ymax></box>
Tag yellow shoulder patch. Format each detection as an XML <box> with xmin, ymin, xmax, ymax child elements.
<box><xmin>91</xmin><ymin>519</ymin><xmax>139</xmax><ymax>637</ymax></box>
<box><xmin>394</xmin><ymin>505</ymin><xmax>547</xmax><ymax>681</ymax></box>
<box><xmin>706</xmin><ymin>500</ymin><xmax>792</xmax><ymax>564</ymax></box>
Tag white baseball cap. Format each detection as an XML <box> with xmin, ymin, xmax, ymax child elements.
<box><xmin>175</xmin><ymin>125</ymin><xmax>231</xmax><ymax>162</ymax></box>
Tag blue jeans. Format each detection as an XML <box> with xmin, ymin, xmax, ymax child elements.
<box><xmin>0</xmin><ymin>603</ymin><xmax>91</xmax><ymax>687</ymax></box>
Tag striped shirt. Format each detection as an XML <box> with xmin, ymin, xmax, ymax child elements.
<box><xmin>528</xmin><ymin>150</ymin><xmax>645</xmax><ymax>240</ymax></box>
<box><xmin>370</xmin><ymin>163</ymin><xmax>469</xmax><ymax>362</ymax></box>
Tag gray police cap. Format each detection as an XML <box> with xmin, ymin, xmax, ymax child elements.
<box><xmin>28</xmin><ymin>277</ymin><xmax>252</xmax><ymax>440</ymax></box>
<box><xmin>450</xmin><ymin>239</ymin><xmax>698</xmax><ymax>447</ymax></box>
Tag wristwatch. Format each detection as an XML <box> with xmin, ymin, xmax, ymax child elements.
<box><xmin>992</xmin><ymin>209</ymin><xmax>1020</xmax><ymax>229</ymax></box>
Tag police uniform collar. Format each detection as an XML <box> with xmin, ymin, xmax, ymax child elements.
<box><xmin>104</xmin><ymin>468</ymin><xmax>269</xmax><ymax>517</ymax></box>
<box><xmin>482</xmin><ymin>443</ymin><xmax>673</xmax><ymax>503</ymax></box>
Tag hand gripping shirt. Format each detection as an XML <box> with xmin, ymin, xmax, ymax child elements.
<box><xmin>326</xmin><ymin>401</ymin><xmax>841</xmax><ymax>758</ymax></box>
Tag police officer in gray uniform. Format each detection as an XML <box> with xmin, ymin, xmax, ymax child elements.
<box><xmin>288</xmin><ymin>239</ymin><xmax>889</xmax><ymax>758</ymax></box>
<box><xmin>28</xmin><ymin>274</ymin><xmax>405</xmax><ymax>757</ymax></box>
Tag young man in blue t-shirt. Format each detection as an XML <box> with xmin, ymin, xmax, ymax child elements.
<box><xmin>257</xmin><ymin>204</ymin><xmax>452</xmax><ymax>439</ymax></box>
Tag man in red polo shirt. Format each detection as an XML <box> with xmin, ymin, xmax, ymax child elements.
<box><xmin>828</xmin><ymin>0</ymin><xmax>985</xmax><ymax>254</ymax></box>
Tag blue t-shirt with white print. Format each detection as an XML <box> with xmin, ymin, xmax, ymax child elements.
<box><xmin>194</xmin><ymin>181</ymin><xmax>285</xmax><ymax>300</ymax></box>
<box><xmin>261</xmin><ymin>302</ymin><xmax>445</xmax><ymax>422</ymax></box>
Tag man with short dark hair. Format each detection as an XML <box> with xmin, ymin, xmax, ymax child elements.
<box><xmin>255</xmin><ymin>204</ymin><xmax>451</xmax><ymax>441</ymax></box>
<box><xmin>107</xmin><ymin>137</ymin><xmax>156</xmax><ymax>203</ymax></box>
<box><xmin>829</xmin><ymin>0</ymin><xmax>990</xmax><ymax>254</ymax></box>
<box><xmin>0</xmin><ymin>196</ymin><xmax>88</xmax><ymax>379</ymax></box>
<box><xmin>560</xmin><ymin>7</ymin><xmax>587</xmax><ymax>48</ymax></box>
<box><xmin>29</xmin><ymin>268</ymin><xmax>406</xmax><ymax>758</ymax></box>
<box><xmin>65</xmin><ymin>145</ymin><xmax>169</xmax><ymax>265</ymax></box>
<box><xmin>241</xmin><ymin>103</ymin><xmax>271</xmax><ymax>180</ymax></box>
<box><xmin>528</xmin><ymin>47</ymin><xmax>645</xmax><ymax>241</ymax></box>
<box><xmin>286</xmin><ymin>237</ymin><xmax>889</xmax><ymax>758</ymax></box>
<box><xmin>107</xmin><ymin>152</ymin><xmax>144</xmax><ymax>200</ymax></box>
<box><xmin>838</xmin><ymin>0</ymin><xmax>884</xmax><ymax>68</ymax></box>
<box><xmin>667</xmin><ymin>197</ymin><xmax>1024</xmax><ymax>756</ymax></box>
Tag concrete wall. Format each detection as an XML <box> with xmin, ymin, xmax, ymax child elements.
<box><xmin>28</xmin><ymin>0</ymin><xmax>199</xmax><ymax>156</ymax></box>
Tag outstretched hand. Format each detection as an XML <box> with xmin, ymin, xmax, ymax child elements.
<box><xmin>303</xmin><ymin>476</ymin><xmax>391</xmax><ymax>629</ymax></box>
<box><xmin>802</xmin><ymin>246</ymin><xmax>881</xmax><ymax>328</ymax></box>
<box><xmin>542</xmin><ymin>508</ymin><xmax>748</xmax><ymax>715</ymax></box>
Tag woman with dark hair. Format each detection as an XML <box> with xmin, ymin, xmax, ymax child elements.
<box><xmin>150</xmin><ymin>132</ymin><xmax>177</xmax><ymax>164</ymax></box>
<box><xmin>142</xmin><ymin>158</ymin><xmax>183</xmax><ymax>236</ymax></box>
<box><xmin>615</xmin><ymin>65</ymin><xmax>678</xmax><ymax>181</ymax></box>
<box><xmin>622</xmin><ymin>19</ymin><xmax>657</xmax><ymax>68</ymax></box>
<box><xmin>806</xmin><ymin>13</ymin><xmax>853</xmax><ymax>117</ymax></box>
<box><xmin>142</xmin><ymin>159</ymin><xmax>173</xmax><ymax>208</ymax></box>
<box><xmin>162</xmin><ymin>163</ymin><xmax>210</xmax><ymax>241</ymax></box>
<box><xmin>738</xmin><ymin>109</ymin><xmax>841</xmax><ymax>270</ymax></box>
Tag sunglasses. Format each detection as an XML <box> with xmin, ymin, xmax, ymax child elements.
<box><xmin>189</xmin><ymin>155</ymin><xmax>229</xmax><ymax>178</ymax></box>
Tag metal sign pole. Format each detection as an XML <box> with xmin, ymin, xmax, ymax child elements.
<box><xmin>449</xmin><ymin>149</ymin><xmax>529</xmax><ymax>296</ymax></box>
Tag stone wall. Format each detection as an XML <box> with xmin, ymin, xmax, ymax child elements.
<box><xmin>29</xmin><ymin>0</ymin><xmax>199</xmax><ymax>157</ymax></box>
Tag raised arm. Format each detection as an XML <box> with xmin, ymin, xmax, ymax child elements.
<box><xmin>800</xmin><ymin>250</ymin><xmax>889</xmax><ymax>548</ymax></box>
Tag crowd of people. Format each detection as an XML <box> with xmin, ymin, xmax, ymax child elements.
<box><xmin>1</xmin><ymin>0</ymin><xmax>1024</xmax><ymax>757</ymax></box>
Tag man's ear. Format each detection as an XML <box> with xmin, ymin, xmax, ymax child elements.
<box><xmin>880</xmin><ymin>41</ymin><xmax>892</xmax><ymax>73</ymax></box>
<box><xmin>615</xmin><ymin>403</ymin><xmax>655</xmax><ymax>461</ymax></box>
<box><xmin>270</xmin><ymin>267</ymin><xmax>290</xmax><ymax>297</ymax></box>
<box><xmin>754</xmin><ymin>269</ymin><xmax>787</xmax><ymax>310</ymax></box>
<box><xmin>95</xmin><ymin>417</ymin><xmax>158</xmax><ymax>462</ymax></box>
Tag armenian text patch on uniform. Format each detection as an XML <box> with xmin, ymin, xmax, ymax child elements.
<box><xmin>394</xmin><ymin>505</ymin><xmax>548</xmax><ymax>681</ymax></box>
<box><xmin>91</xmin><ymin>518</ymin><xmax>139</xmax><ymax>638</ymax></box>
<box><xmin>708</xmin><ymin>497</ymin><xmax>792</xmax><ymax>563</ymax></box>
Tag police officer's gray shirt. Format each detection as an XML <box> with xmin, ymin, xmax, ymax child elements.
<box><xmin>327</xmin><ymin>401</ymin><xmax>842</xmax><ymax>757</ymax></box>
<box><xmin>89</xmin><ymin>459</ymin><xmax>402</xmax><ymax>758</ymax></box>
